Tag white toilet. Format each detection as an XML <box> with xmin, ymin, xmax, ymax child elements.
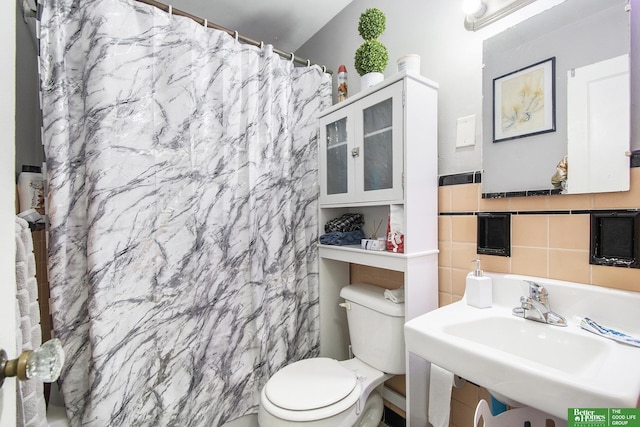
<box><xmin>258</xmin><ymin>283</ymin><xmax>405</xmax><ymax>427</ymax></box>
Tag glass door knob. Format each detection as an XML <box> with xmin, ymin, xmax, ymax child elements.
<box><xmin>0</xmin><ymin>338</ymin><xmax>65</xmax><ymax>388</ymax></box>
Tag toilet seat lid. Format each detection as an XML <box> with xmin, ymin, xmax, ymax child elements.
<box><xmin>264</xmin><ymin>358</ymin><xmax>358</xmax><ymax>411</ymax></box>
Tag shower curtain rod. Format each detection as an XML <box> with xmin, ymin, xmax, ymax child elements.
<box><xmin>135</xmin><ymin>0</ymin><xmax>333</xmax><ymax>74</ymax></box>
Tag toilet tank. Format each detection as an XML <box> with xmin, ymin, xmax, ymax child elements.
<box><xmin>339</xmin><ymin>283</ymin><xmax>405</xmax><ymax>375</ymax></box>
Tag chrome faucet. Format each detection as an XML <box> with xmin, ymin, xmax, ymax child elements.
<box><xmin>512</xmin><ymin>281</ymin><xmax>567</xmax><ymax>327</ymax></box>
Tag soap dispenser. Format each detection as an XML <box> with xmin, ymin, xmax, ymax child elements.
<box><xmin>466</xmin><ymin>259</ymin><xmax>492</xmax><ymax>308</ymax></box>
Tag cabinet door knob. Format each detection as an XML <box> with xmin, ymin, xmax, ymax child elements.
<box><xmin>351</xmin><ymin>147</ymin><xmax>360</xmax><ymax>157</ymax></box>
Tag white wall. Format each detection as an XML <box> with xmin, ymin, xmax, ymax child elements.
<box><xmin>1</xmin><ymin>0</ymin><xmax>17</xmax><ymax>424</ymax></box>
<box><xmin>298</xmin><ymin>0</ymin><xmax>640</xmax><ymax>177</ymax></box>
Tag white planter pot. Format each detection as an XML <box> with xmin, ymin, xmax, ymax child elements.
<box><xmin>360</xmin><ymin>72</ymin><xmax>384</xmax><ymax>90</ymax></box>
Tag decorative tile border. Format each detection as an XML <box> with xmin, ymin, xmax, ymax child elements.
<box><xmin>438</xmin><ymin>150</ymin><xmax>639</xmax><ymax>197</ymax></box>
<box><xmin>440</xmin><ymin>209</ymin><xmax>639</xmax><ymax>217</ymax></box>
<box><xmin>438</xmin><ymin>171</ymin><xmax>481</xmax><ymax>186</ymax></box>
<box><xmin>482</xmin><ymin>188</ymin><xmax>562</xmax><ymax>199</ymax></box>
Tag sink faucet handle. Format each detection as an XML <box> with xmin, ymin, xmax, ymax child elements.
<box><xmin>526</xmin><ymin>281</ymin><xmax>548</xmax><ymax>303</ymax></box>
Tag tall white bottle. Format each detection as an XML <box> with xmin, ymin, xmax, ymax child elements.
<box><xmin>17</xmin><ymin>165</ymin><xmax>45</xmax><ymax>214</ymax></box>
<box><xmin>465</xmin><ymin>259</ymin><xmax>492</xmax><ymax>308</ymax></box>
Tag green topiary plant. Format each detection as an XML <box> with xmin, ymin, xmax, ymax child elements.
<box><xmin>358</xmin><ymin>8</ymin><xmax>386</xmax><ymax>41</ymax></box>
<box><xmin>354</xmin><ymin>8</ymin><xmax>388</xmax><ymax>77</ymax></box>
<box><xmin>354</xmin><ymin>40</ymin><xmax>389</xmax><ymax>76</ymax></box>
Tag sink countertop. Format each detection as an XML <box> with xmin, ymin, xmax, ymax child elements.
<box><xmin>404</xmin><ymin>273</ymin><xmax>640</xmax><ymax>419</ymax></box>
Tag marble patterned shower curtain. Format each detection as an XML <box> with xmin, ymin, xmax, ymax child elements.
<box><xmin>38</xmin><ymin>0</ymin><xmax>331</xmax><ymax>425</ymax></box>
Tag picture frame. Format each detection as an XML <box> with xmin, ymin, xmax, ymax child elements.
<box><xmin>493</xmin><ymin>57</ymin><xmax>556</xmax><ymax>142</ymax></box>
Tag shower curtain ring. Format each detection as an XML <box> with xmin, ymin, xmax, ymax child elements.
<box><xmin>259</xmin><ymin>41</ymin><xmax>264</xmax><ymax>49</ymax></box>
<box><xmin>234</xmin><ymin>31</ymin><xmax>239</xmax><ymax>41</ymax></box>
<box><xmin>322</xmin><ymin>65</ymin><xmax>326</xmax><ymax>73</ymax></box>
<box><xmin>290</xmin><ymin>52</ymin><xmax>295</xmax><ymax>63</ymax></box>
<box><xmin>306</xmin><ymin>59</ymin><xmax>310</xmax><ymax>67</ymax></box>
<box><xmin>168</xmin><ymin>5</ymin><xmax>172</xmax><ymax>16</ymax></box>
<box><xmin>203</xmin><ymin>19</ymin><xmax>207</xmax><ymax>28</ymax></box>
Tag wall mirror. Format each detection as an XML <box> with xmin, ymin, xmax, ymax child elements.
<box><xmin>482</xmin><ymin>0</ymin><xmax>630</xmax><ymax>197</ymax></box>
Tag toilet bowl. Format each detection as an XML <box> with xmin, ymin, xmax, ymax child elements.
<box><xmin>258</xmin><ymin>358</ymin><xmax>388</xmax><ymax>427</ymax></box>
<box><xmin>258</xmin><ymin>283</ymin><xmax>405</xmax><ymax>427</ymax></box>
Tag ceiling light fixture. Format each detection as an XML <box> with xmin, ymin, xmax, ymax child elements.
<box><xmin>464</xmin><ymin>0</ymin><xmax>538</xmax><ymax>31</ymax></box>
<box><xmin>462</xmin><ymin>0</ymin><xmax>487</xmax><ymax>18</ymax></box>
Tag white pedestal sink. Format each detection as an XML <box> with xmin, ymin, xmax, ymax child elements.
<box><xmin>404</xmin><ymin>273</ymin><xmax>640</xmax><ymax>420</ymax></box>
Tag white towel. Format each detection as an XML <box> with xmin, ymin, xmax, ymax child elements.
<box><xmin>384</xmin><ymin>287</ymin><xmax>405</xmax><ymax>303</ymax></box>
<box><xmin>15</xmin><ymin>216</ymin><xmax>47</xmax><ymax>427</ymax></box>
<box><xmin>429</xmin><ymin>364</ymin><xmax>455</xmax><ymax>427</ymax></box>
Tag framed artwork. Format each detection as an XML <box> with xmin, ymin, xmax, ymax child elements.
<box><xmin>493</xmin><ymin>57</ymin><xmax>556</xmax><ymax>142</ymax></box>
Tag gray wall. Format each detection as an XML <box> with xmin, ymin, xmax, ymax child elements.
<box><xmin>14</xmin><ymin>1</ymin><xmax>640</xmax><ymax>181</ymax></box>
<box><xmin>482</xmin><ymin>0</ymin><xmax>629</xmax><ymax>194</ymax></box>
<box><xmin>296</xmin><ymin>0</ymin><xmax>484</xmax><ymax>177</ymax></box>
<box><xmin>632</xmin><ymin>0</ymin><xmax>640</xmax><ymax>154</ymax></box>
<box><xmin>15</xmin><ymin>2</ymin><xmax>43</xmax><ymax>179</ymax></box>
<box><xmin>298</xmin><ymin>0</ymin><xmax>640</xmax><ymax>178</ymax></box>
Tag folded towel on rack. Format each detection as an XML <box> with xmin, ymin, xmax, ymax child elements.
<box><xmin>384</xmin><ymin>287</ymin><xmax>405</xmax><ymax>303</ymax></box>
<box><xmin>319</xmin><ymin>230</ymin><xmax>364</xmax><ymax>246</ymax></box>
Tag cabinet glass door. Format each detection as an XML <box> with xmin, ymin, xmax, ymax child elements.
<box><xmin>319</xmin><ymin>108</ymin><xmax>354</xmax><ymax>205</ymax></box>
<box><xmin>325</xmin><ymin>117</ymin><xmax>348</xmax><ymax>196</ymax></box>
<box><xmin>362</xmin><ymin>98</ymin><xmax>393</xmax><ymax>192</ymax></box>
<box><xmin>355</xmin><ymin>81</ymin><xmax>403</xmax><ymax>203</ymax></box>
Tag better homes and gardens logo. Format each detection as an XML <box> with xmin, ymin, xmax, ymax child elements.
<box><xmin>569</xmin><ymin>409</ymin><xmax>640</xmax><ymax>427</ymax></box>
<box><xmin>572</xmin><ymin>409</ymin><xmax>608</xmax><ymax>427</ymax></box>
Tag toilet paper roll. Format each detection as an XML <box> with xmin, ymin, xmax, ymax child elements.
<box><xmin>428</xmin><ymin>364</ymin><xmax>455</xmax><ymax>427</ymax></box>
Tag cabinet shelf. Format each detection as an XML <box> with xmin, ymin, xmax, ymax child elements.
<box><xmin>364</xmin><ymin>127</ymin><xmax>392</xmax><ymax>139</ymax></box>
<box><xmin>318</xmin><ymin>243</ymin><xmax>438</xmax><ymax>272</ymax></box>
<box><xmin>328</xmin><ymin>141</ymin><xmax>348</xmax><ymax>149</ymax></box>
